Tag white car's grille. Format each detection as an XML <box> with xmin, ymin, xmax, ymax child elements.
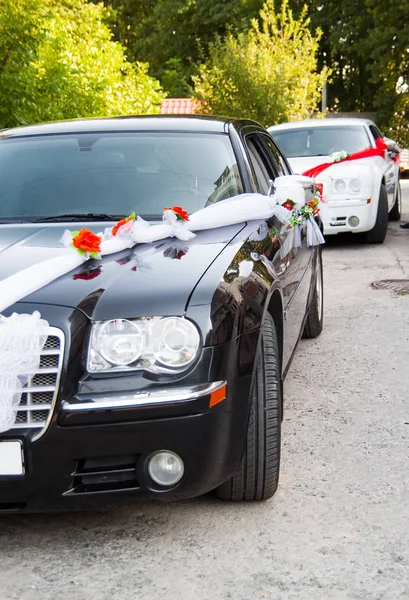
<box><xmin>12</xmin><ymin>327</ymin><xmax>64</xmax><ymax>440</ymax></box>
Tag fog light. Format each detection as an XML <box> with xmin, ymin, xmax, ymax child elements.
<box><xmin>348</xmin><ymin>216</ymin><xmax>360</xmax><ymax>228</ymax></box>
<box><xmin>148</xmin><ymin>451</ymin><xmax>184</xmax><ymax>486</ymax></box>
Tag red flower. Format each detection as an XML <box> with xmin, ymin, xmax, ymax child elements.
<box><xmin>315</xmin><ymin>183</ymin><xmax>324</xmax><ymax>198</ymax></box>
<box><xmin>283</xmin><ymin>202</ymin><xmax>293</xmax><ymax>211</ymax></box>
<box><xmin>164</xmin><ymin>206</ymin><xmax>189</xmax><ymax>222</ymax></box>
<box><xmin>112</xmin><ymin>212</ymin><xmax>136</xmax><ymax>236</ymax></box>
<box><xmin>72</xmin><ymin>228</ymin><xmax>101</xmax><ymax>256</ymax></box>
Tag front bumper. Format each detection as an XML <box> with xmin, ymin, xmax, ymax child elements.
<box><xmin>0</xmin><ymin>389</ymin><xmax>246</xmax><ymax>512</ymax></box>
<box><xmin>322</xmin><ymin>198</ymin><xmax>377</xmax><ymax>235</ymax></box>
<box><xmin>0</xmin><ymin>304</ymin><xmax>259</xmax><ymax>512</ymax></box>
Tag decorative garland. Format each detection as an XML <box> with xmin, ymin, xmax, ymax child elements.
<box><xmin>0</xmin><ymin>182</ymin><xmax>324</xmax><ymax>434</ymax></box>
<box><xmin>302</xmin><ymin>137</ymin><xmax>399</xmax><ymax>179</ymax></box>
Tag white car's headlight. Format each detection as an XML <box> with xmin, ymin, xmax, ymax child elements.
<box><xmin>348</xmin><ymin>178</ymin><xmax>361</xmax><ymax>193</ymax></box>
<box><xmin>334</xmin><ymin>179</ymin><xmax>347</xmax><ymax>193</ymax></box>
<box><xmin>88</xmin><ymin>317</ymin><xmax>201</xmax><ymax>373</ymax></box>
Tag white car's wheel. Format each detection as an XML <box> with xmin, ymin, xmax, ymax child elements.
<box><xmin>365</xmin><ymin>184</ymin><xmax>388</xmax><ymax>244</ymax></box>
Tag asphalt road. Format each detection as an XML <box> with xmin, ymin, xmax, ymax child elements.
<box><xmin>1</xmin><ymin>182</ymin><xmax>409</xmax><ymax>600</ymax></box>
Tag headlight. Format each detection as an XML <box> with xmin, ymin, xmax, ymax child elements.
<box><xmin>96</xmin><ymin>319</ymin><xmax>144</xmax><ymax>366</ymax></box>
<box><xmin>348</xmin><ymin>178</ymin><xmax>361</xmax><ymax>193</ymax></box>
<box><xmin>334</xmin><ymin>179</ymin><xmax>346</xmax><ymax>193</ymax></box>
<box><xmin>88</xmin><ymin>317</ymin><xmax>201</xmax><ymax>373</ymax></box>
<box><xmin>151</xmin><ymin>318</ymin><xmax>200</xmax><ymax>368</ymax></box>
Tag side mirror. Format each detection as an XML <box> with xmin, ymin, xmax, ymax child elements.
<box><xmin>270</xmin><ymin>174</ymin><xmax>316</xmax><ymax>202</ymax></box>
<box><xmin>384</xmin><ymin>137</ymin><xmax>401</xmax><ymax>154</ymax></box>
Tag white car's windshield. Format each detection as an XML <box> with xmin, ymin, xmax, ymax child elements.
<box><xmin>0</xmin><ymin>132</ymin><xmax>243</xmax><ymax>221</ymax></box>
<box><xmin>272</xmin><ymin>126</ymin><xmax>372</xmax><ymax>158</ymax></box>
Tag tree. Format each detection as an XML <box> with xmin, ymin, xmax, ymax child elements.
<box><xmin>0</xmin><ymin>0</ymin><xmax>164</xmax><ymax>128</ymax></box>
<box><xmin>288</xmin><ymin>0</ymin><xmax>409</xmax><ymax>145</ymax></box>
<box><xmin>101</xmin><ymin>0</ymin><xmax>266</xmax><ymax>95</ymax></box>
<box><xmin>193</xmin><ymin>0</ymin><xmax>328</xmax><ymax>126</ymax></box>
<box><xmin>364</xmin><ymin>0</ymin><xmax>409</xmax><ymax>146</ymax></box>
<box><xmin>288</xmin><ymin>0</ymin><xmax>376</xmax><ymax>114</ymax></box>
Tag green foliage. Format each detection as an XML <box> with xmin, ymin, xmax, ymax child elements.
<box><xmin>101</xmin><ymin>0</ymin><xmax>266</xmax><ymax>95</ymax></box>
<box><xmin>364</xmin><ymin>0</ymin><xmax>409</xmax><ymax>146</ymax></box>
<box><xmin>161</xmin><ymin>59</ymin><xmax>193</xmax><ymax>98</ymax></box>
<box><xmin>288</xmin><ymin>0</ymin><xmax>409</xmax><ymax>146</ymax></box>
<box><xmin>0</xmin><ymin>0</ymin><xmax>164</xmax><ymax>128</ymax></box>
<box><xmin>193</xmin><ymin>0</ymin><xmax>328</xmax><ymax>126</ymax></box>
<box><xmin>289</xmin><ymin>0</ymin><xmax>376</xmax><ymax>113</ymax></box>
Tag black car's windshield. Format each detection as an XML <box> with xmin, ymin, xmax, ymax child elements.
<box><xmin>272</xmin><ymin>126</ymin><xmax>372</xmax><ymax>158</ymax></box>
<box><xmin>0</xmin><ymin>132</ymin><xmax>243</xmax><ymax>221</ymax></box>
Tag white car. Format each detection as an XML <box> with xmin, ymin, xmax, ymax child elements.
<box><xmin>268</xmin><ymin>118</ymin><xmax>401</xmax><ymax>243</ymax></box>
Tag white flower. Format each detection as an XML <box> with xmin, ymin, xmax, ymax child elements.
<box><xmin>330</xmin><ymin>150</ymin><xmax>350</xmax><ymax>163</ymax></box>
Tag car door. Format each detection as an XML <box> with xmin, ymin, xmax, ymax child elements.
<box><xmin>368</xmin><ymin>123</ymin><xmax>396</xmax><ymax>208</ymax></box>
<box><xmin>244</xmin><ymin>131</ymin><xmax>313</xmax><ymax>369</ymax></box>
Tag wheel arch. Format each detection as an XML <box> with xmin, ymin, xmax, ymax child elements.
<box><xmin>266</xmin><ymin>288</ymin><xmax>284</xmax><ymax>371</ymax></box>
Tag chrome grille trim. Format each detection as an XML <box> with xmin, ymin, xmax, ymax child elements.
<box><xmin>12</xmin><ymin>327</ymin><xmax>65</xmax><ymax>441</ymax></box>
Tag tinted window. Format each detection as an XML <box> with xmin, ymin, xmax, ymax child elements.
<box><xmin>272</xmin><ymin>126</ymin><xmax>372</xmax><ymax>158</ymax></box>
<box><xmin>260</xmin><ymin>134</ymin><xmax>292</xmax><ymax>176</ymax></box>
<box><xmin>369</xmin><ymin>124</ymin><xmax>383</xmax><ymax>140</ymax></box>
<box><xmin>0</xmin><ymin>132</ymin><xmax>243</xmax><ymax>220</ymax></box>
<box><xmin>246</xmin><ymin>136</ymin><xmax>274</xmax><ymax>194</ymax></box>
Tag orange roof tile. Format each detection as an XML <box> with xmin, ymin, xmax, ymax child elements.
<box><xmin>160</xmin><ymin>98</ymin><xmax>203</xmax><ymax>115</ymax></box>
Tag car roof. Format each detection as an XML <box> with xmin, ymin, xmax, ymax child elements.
<box><xmin>268</xmin><ymin>118</ymin><xmax>374</xmax><ymax>131</ymax></box>
<box><xmin>0</xmin><ymin>115</ymin><xmax>263</xmax><ymax>139</ymax></box>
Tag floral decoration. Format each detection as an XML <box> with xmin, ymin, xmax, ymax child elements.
<box><xmin>112</xmin><ymin>212</ymin><xmax>136</xmax><ymax>236</ymax></box>
<box><xmin>315</xmin><ymin>182</ymin><xmax>325</xmax><ymax>202</ymax></box>
<box><xmin>302</xmin><ymin>196</ymin><xmax>320</xmax><ymax>217</ymax></box>
<box><xmin>71</xmin><ymin>228</ymin><xmax>101</xmax><ymax>258</ymax></box>
<box><xmin>283</xmin><ymin>199</ymin><xmax>296</xmax><ymax>211</ymax></box>
<box><xmin>330</xmin><ymin>150</ymin><xmax>350</xmax><ymax>163</ymax></box>
<box><xmin>164</xmin><ymin>206</ymin><xmax>189</xmax><ymax>222</ymax></box>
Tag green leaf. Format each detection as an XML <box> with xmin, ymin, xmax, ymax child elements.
<box><xmin>0</xmin><ymin>0</ymin><xmax>165</xmax><ymax>129</ymax></box>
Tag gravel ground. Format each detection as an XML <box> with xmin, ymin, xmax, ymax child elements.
<box><xmin>1</xmin><ymin>182</ymin><xmax>409</xmax><ymax>600</ymax></box>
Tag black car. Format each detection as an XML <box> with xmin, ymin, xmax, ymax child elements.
<box><xmin>0</xmin><ymin>116</ymin><xmax>323</xmax><ymax>511</ymax></box>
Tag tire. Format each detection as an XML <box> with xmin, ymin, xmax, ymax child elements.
<box><xmin>216</xmin><ymin>313</ymin><xmax>281</xmax><ymax>501</ymax></box>
<box><xmin>389</xmin><ymin>182</ymin><xmax>402</xmax><ymax>221</ymax></box>
<box><xmin>302</xmin><ymin>247</ymin><xmax>323</xmax><ymax>339</ymax></box>
<box><xmin>364</xmin><ymin>184</ymin><xmax>388</xmax><ymax>244</ymax></box>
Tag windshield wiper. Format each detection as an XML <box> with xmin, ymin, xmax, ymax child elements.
<box><xmin>34</xmin><ymin>213</ymin><xmax>126</xmax><ymax>223</ymax></box>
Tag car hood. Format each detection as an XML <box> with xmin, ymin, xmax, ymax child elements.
<box><xmin>287</xmin><ymin>156</ymin><xmax>330</xmax><ymax>174</ymax></box>
<box><xmin>0</xmin><ymin>223</ymin><xmax>246</xmax><ymax>320</ymax></box>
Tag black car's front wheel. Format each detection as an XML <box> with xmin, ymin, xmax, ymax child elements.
<box><xmin>216</xmin><ymin>313</ymin><xmax>282</xmax><ymax>502</ymax></box>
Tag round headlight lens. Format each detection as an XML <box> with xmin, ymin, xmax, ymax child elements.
<box><xmin>96</xmin><ymin>319</ymin><xmax>144</xmax><ymax>366</ymax></box>
<box><xmin>349</xmin><ymin>178</ymin><xmax>361</xmax><ymax>193</ymax></box>
<box><xmin>334</xmin><ymin>179</ymin><xmax>346</xmax><ymax>193</ymax></box>
<box><xmin>151</xmin><ymin>317</ymin><xmax>200</xmax><ymax>368</ymax></box>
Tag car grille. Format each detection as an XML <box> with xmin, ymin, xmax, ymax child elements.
<box><xmin>12</xmin><ymin>327</ymin><xmax>65</xmax><ymax>440</ymax></box>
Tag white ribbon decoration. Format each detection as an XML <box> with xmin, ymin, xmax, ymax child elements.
<box><xmin>0</xmin><ymin>184</ymin><xmax>324</xmax><ymax>433</ymax></box>
<box><xmin>0</xmin><ymin>312</ymin><xmax>49</xmax><ymax>433</ymax></box>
